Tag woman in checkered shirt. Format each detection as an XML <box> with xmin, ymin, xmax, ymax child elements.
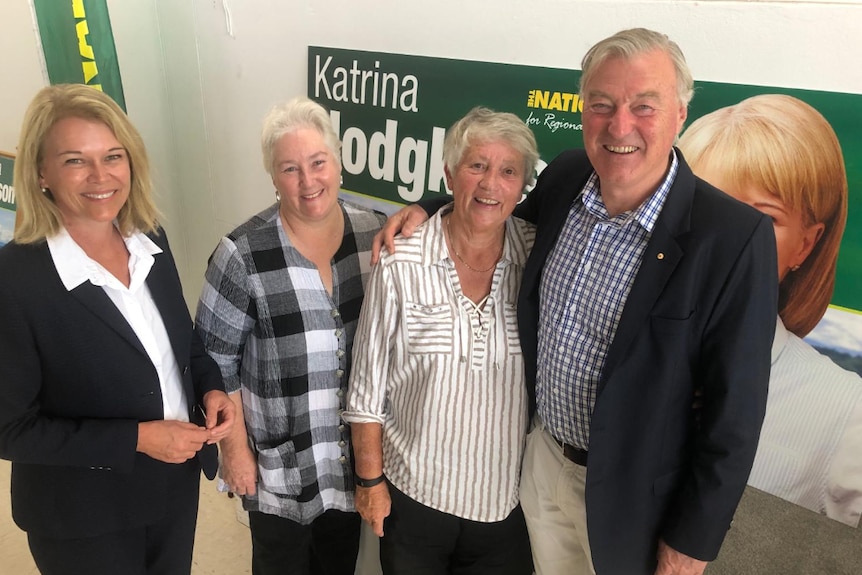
<box><xmin>195</xmin><ymin>97</ymin><xmax>385</xmax><ymax>575</ymax></box>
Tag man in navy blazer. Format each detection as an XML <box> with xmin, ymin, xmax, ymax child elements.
<box><xmin>380</xmin><ymin>28</ymin><xmax>777</xmax><ymax>575</ymax></box>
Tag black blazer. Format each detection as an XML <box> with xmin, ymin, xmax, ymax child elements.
<box><xmin>0</xmin><ymin>230</ymin><xmax>223</xmax><ymax>539</ymax></box>
<box><xmin>516</xmin><ymin>149</ymin><xmax>778</xmax><ymax>574</ymax></box>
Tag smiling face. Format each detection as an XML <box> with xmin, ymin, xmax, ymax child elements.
<box><xmin>272</xmin><ymin>127</ymin><xmax>341</xmax><ymax>224</ymax></box>
<box><xmin>581</xmin><ymin>49</ymin><xmax>688</xmax><ymax>214</ymax></box>
<box><xmin>445</xmin><ymin>139</ymin><xmax>525</xmax><ymax>234</ymax></box>
<box><xmin>38</xmin><ymin>116</ymin><xmax>131</xmax><ymax>233</ymax></box>
<box><xmin>698</xmin><ymin>170</ymin><xmax>825</xmax><ymax>282</ymax></box>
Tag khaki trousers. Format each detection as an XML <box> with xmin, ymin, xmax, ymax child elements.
<box><xmin>519</xmin><ymin>417</ymin><xmax>596</xmax><ymax>575</ymax></box>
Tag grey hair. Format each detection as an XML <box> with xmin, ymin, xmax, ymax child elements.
<box><xmin>260</xmin><ymin>97</ymin><xmax>341</xmax><ymax>177</ymax></box>
<box><xmin>579</xmin><ymin>28</ymin><xmax>694</xmax><ymax>108</ymax></box>
<box><xmin>442</xmin><ymin>106</ymin><xmax>539</xmax><ymax>188</ymax></box>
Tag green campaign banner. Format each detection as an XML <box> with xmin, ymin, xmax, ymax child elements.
<box><xmin>0</xmin><ymin>152</ymin><xmax>15</xmax><ymax>247</ymax></box>
<box><xmin>308</xmin><ymin>46</ymin><xmax>862</xmax><ymax>316</ymax></box>
<box><xmin>33</xmin><ymin>0</ymin><xmax>126</xmax><ymax>110</ymax></box>
<box><xmin>308</xmin><ymin>47</ymin><xmax>581</xmax><ymax>208</ymax></box>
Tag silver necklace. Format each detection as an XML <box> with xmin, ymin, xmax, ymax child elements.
<box><xmin>446</xmin><ymin>217</ymin><xmax>502</xmax><ymax>273</ymax></box>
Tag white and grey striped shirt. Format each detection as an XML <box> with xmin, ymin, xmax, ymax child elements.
<box><xmin>344</xmin><ymin>206</ymin><xmax>535</xmax><ymax>522</ymax></box>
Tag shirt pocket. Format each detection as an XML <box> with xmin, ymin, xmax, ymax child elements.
<box><xmin>255</xmin><ymin>439</ymin><xmax>302</xmax><ymax>496</ymax></box>
<box><xmin>405</xmin><ymin>301</ymin><xmax>454</xmax><ymax>354</ymax></box>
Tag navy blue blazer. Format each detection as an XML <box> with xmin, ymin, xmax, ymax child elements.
<box><xmin>0</xmin><ymin>230</ymin><xmax>223</xmax><ymax>539</ymax></box>
<box><xmin>516</xmin><ymin>149</ymin><xmax>777</xmax><ymax>573</ymax></box>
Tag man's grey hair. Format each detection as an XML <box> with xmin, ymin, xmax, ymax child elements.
<box><xmin>579</xmin><ymin>28</ymin><xmax>694</xmax><ymax>108</ymax></box>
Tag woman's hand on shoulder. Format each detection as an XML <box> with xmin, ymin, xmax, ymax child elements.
<box><xmin>371</xmin><ymin>205</ymin><xmax>429</xmax><ymax>264</ymax></box>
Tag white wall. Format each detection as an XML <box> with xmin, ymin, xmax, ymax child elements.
<box><xmin>107</xmin><ymin>0</ymin><xmax>194</xmax><ymax>280</ymax></box>
<box><xmin>0</xmin><ymin>2</ymin><xmax>45</xmax><ymax>153</ymax></box>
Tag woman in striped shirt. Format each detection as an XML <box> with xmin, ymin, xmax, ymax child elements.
<box><xmin>344</xmin><ymin>107</ymin><xmax>538</xmax><ymax>575</ymax></box>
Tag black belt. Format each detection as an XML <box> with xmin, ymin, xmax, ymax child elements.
<box><xmin>552</xmin><ymin>435</ymin><xmax>588</xmax><ymax>466</ymax></box>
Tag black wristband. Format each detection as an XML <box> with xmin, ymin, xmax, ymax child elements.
<box><xmin>354</xmin><ymin>474</ymin><xmax>385</xmax><ymax>488</ymax></box>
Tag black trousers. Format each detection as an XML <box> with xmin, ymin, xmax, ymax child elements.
<box><xmin>248</xmin><ymin>508</ymin><xmax>361</xmax><ymax>575</ymax></box>
<box><xmin>27</xmin><ymin>459</ymin><xmax>201</xmax><ymax>575</ymax></box>
<box><xmin>380</xmin><ymin>483</ymin><xmax>533</xmax><ymax>575</ymax></box>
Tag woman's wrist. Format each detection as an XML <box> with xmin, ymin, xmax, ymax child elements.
<box><xmin>354</xmin><ymin>473</ymin><xmax>385</xmax><ymax>488</ymax></box>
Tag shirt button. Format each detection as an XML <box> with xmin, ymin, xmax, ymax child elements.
<box><xmin>336</xmin><ymin>349</ymin><xmax>345</xmax><ymax>358</ymax></box>
<box><xmin>336</xmin><ymin>369</ymin><xmax>345</xmax><ymax>378</ymax></box>
<box><xmin>558</xmin><ymin>346</ymin><xmax>565</xmax><ymax>354</ymax></box>
<box><xmin>335</xmin><ymin>329</ymin><xmax>343</xmax><ymax>337</ymax></box>
<box><xmin>339</xmin><ymin>455</ymin><xmax>347</xmax><ymax>464</ymax></box>
<box><xmin>338</xmin><ymin>440</ymin><xmax>346</xmax><ymax>447</ymax></box>
<box><xmin>338</xmin><ymin>424</ymin><xmax>346</xmax><ymax>432</ymax></box>
<box><xmin>331</xmin><ymin>309</ymin><xmax>341</xmax><ymax>318</ymax></box>
<box><xmin>336</xmin><ymin>389</ymin><xmax>344</xmax><ymax>397</ymax></box>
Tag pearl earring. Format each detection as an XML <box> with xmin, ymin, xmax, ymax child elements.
<box><xmin>790</xmin><ymin>264</ymin><xmax>801</xmax><ymax>272</ymax></box>
<box><xmin>41</xmin><ymin>187</ymin><xmax>49</xmax><ymax>194</ymax></box>
<box><xmin>275</xmin><ymin>190</ymin><xmax>281</xmax><ymax>202</ymax></box>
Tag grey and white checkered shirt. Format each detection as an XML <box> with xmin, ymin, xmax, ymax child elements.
<box><xmin>537</xmin><ymin>152</ymin><xmax>679</xmax><ymax>450</ymax></box>
<box><xmin>195</xmin><ymin>200</ymin><xmax>385</xmax><ymax>523</ymax></box>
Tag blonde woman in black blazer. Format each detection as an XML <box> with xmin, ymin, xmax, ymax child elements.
<box><xmin>0</xmin><ymin>84</ymin><xmax>234</xmax><ymax>575</ymax></box>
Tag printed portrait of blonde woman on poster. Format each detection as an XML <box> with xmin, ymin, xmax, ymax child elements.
<box><xmin>679</xmin><ymin>94</ymin><xmax>862</xmax><ymax>528</ymax></box>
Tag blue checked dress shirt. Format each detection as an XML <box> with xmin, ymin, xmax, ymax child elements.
<box><xmin>537</xmin><ymin>152</ymin><xmax>679</xmax><ymax>450</ymax></box>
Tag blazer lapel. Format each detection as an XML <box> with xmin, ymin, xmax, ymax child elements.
<box><xmin>599</xmin><ymin>150</ymin><xmax>695</xmax><ymax>392</ymax></box>
<box><xmin>523</xmin><ymin>165</ymin><xmax>593</xmax><ymax>298</ymax></box>
<box><xmin>146</xmin><ymin>240</ymin><xmax>191</xmax><ymax>368</ymax></box>
<box><xmin>69</xmin><ymin>282</ymin><xmax>148</xmax><ymax>356</ymax></box>
<box><xmin>599</xmin><ymin>224</ymin><xmax>683</xmax><ymax>392</ymax></box>
<box><xmin>144</xmin><ymin>234</ymin><xmax>198</xmax><ymax>414</ymax></box>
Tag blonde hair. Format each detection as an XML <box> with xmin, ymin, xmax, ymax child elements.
<box><xmin>580</xmin><ymin>28</ymin><xmax>694</xmax><ymax>108</ymax></box>
<box><xmin>679</xmin><ymin>94</ymin><xmax>847</xmax><ymax>336</ymax></box>
<box><xmin>443</xmin><ymin>106</ymin><xmax>539</xmax><ymax>189</ymax></box>
<box><xmin>13</xmin><ymin>84</ymin><xmax>160</xmax><ymax>243</ymax></box>
<box><xmin>260</xmin><ymin>97</ymin><xmax>341</xmax><ymax>177</ymax></box>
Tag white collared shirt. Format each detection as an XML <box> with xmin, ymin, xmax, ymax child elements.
<box><xmin>47</xmin><ymin>226</ymin><xmax>189</xmax><ymax>422</ymax></box>
<box><xmin>748</xmin><ymin>317</ymin><xmax>862</xmax><ymax>527</ymax></box>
